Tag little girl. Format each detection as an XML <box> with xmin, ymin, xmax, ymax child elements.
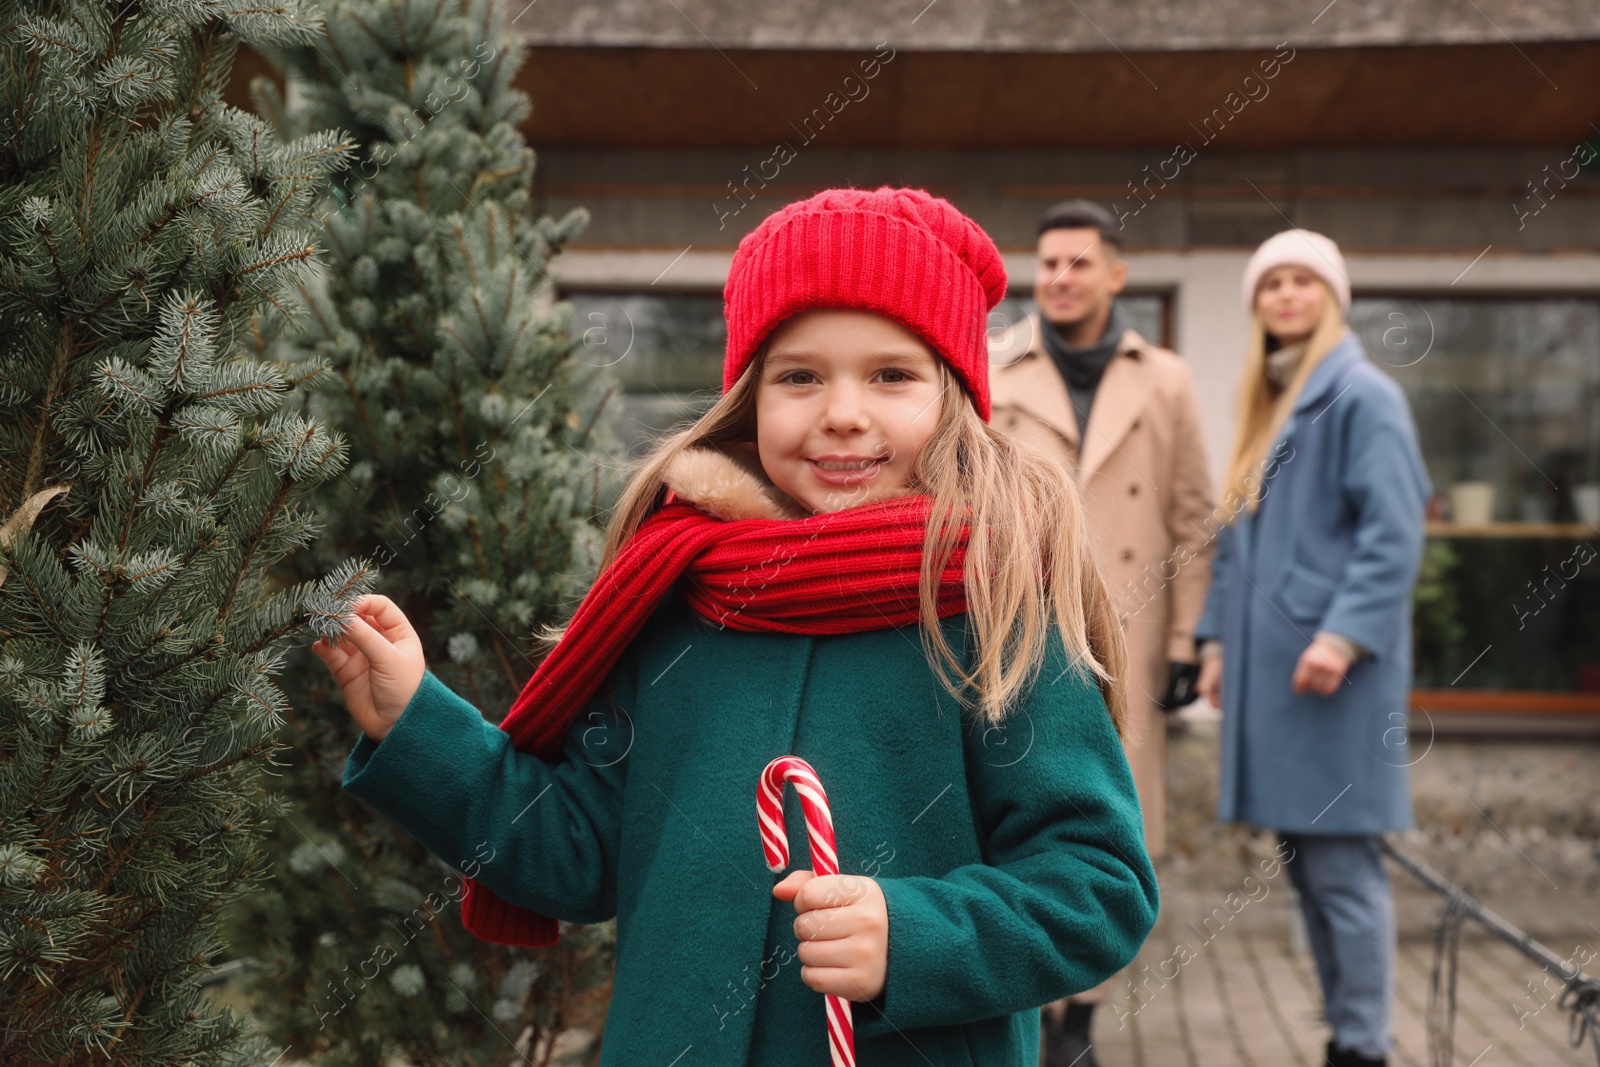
<box><xmin>312</xmin><ymin>187</ymin><xmax>1158</xmax><ymax>1066</ymax></box>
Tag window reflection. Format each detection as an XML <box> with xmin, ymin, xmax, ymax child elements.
<box><xmin>1354</xmin><ymin>296</ymin><xmax>1600</xmax><ymax>524</ymax></box>
<box><xmin>1353</xmin><ymin>296</ymin><xmax>1600</xmax><ymax>693</ymax></box>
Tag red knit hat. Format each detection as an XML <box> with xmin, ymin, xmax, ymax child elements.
<box><xmin>722</xmin><ymin>186</ymin><xmax>1008</xmax><ymax>421</ymax></box>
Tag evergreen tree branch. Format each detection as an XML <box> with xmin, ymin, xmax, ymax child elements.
<box><xmin>17</xmin><ymin>328</ymin><xmax>73</xmax><ymax>509</ymax></box>
<box><xmin>222</xmin><ymin>1</ymin><xmax>617</xmax><ymax>1059</ymax></box>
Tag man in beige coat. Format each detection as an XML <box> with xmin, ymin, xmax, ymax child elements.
<box><xmin>991</xmin><ymin>201</ymin><xmax>1217</xmax><ymax>1067</ymax></box>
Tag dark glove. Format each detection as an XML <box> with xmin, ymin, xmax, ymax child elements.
<box><xmin>1160</xmin><ymin>661</ymin><xmax>1201</xmax><ymax>712</ymax></box>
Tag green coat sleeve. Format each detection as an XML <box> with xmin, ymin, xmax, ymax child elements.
<box><xmin>855</xmin><ymin>639</ymin><xmax>1159</xmax><ymax>1037</ymax></box>
<box><xmin>341</xmin><ymin>660</ymin><xmax>636</xmax><ymax>924</ymax></box>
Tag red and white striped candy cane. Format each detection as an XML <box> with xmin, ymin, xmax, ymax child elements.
<box><xmin>758</xmin><ymin>755</ymin><xmax>855</xmax><ymax>1067</ymax></box>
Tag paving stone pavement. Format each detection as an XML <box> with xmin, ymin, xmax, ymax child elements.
<box><xmin>1081</xmin><ymin>887</ymin><xmax>1598</xmax><ymax>1067</ymax></box>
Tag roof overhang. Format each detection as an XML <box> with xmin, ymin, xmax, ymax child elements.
<box><xmin>522</xmin><ymin>40</ymin><xmax>1600</xmax><ymax>150</ymax></box>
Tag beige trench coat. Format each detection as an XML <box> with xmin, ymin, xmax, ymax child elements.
<box><xmin>990</xmin><ymin>315</ymin><xmax>1217</xmax><ymax>860</ymax></box>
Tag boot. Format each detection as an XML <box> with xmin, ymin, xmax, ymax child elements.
<box><xmin>1042</xmin><ymin>1002</ymin><xmax>1097</xmax><ymax>1067</ymax></box>
<box><xmin>1325</xmin><ymin>1038</ymin><xmax>1387</xmax><ymax>1067</ymax></box>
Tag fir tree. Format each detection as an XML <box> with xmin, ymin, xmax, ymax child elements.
<box><xmin>0</xmin><ymin>1</ymin><xmax>366</xmax><ymax>1063</ymax></box>
<box><xmin>230</xmin><ymin>0</ymin><xmax>615</xmax><ymax>1062</ymax></box>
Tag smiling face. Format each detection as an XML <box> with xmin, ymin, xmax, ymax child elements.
<box><xmin>1033</xmin><ymin>227</ymin><xmax>1127</xmax><ymax>327</ymax></box>
<box><xmin>1253</xmin><ymin>265</ymin><xmax>1329</xmax><ymax>344</ymax></box>
<box><xmin>754</xmin><ymin>308</ymin><xmax>946</xmax><ymax>515</ymax></box>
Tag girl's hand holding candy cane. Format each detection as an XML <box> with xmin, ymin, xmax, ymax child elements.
<box><xmin>772</xmin><ymin>869</ymin><xmax>888</xmax><ymax>1002</ymax></box>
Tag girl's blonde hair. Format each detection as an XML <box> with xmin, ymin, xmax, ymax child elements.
<box><xmin>1221</xmin><ymin>283</ymin><xmax>1346</xmax><ymax>518</ymax></box>
<box><xmin>570</xmin><ymin>344</ymin><xmax>1129</xmax><ymax>734</ymax></box>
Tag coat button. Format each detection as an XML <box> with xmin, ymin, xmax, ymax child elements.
<box><xmin>1121</xmin><ymin>549</ymin><xmax>1134</xmax><ymax>561</ymax></box>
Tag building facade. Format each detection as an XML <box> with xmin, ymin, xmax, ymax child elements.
<box><xmin>524</xmin><ymin>1</ymin><xmax>1600</xmax><ymax>724</ymax></box>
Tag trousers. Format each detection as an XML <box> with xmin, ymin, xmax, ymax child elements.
<box><xmin>1280</xmin><ymin>832</ymin><xmax>1395</xmax><ymax>1059</ymax></box>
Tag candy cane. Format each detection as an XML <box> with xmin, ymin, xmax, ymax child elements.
<box><xmin>758</xmin><ymin>755</ymin><xmax>855</xmax><ymax>1067</ymax></box>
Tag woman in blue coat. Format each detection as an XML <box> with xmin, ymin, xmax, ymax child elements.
<box><xmin>1194</xmin><ymin>229</ymin><xmax>1430</xmax><ymax>1067</ymax></box>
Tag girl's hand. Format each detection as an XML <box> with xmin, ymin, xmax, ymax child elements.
<box><xmin>310</xmin><ymin>594</ymin><xmax>426</xmax><ymax>743</ymax></box>
<box><xmin>773</xmin><ymin>870</ymin><xmax>888</xmax><ymax>1003</ymax></box>
<box><xmin>1197</xmin><ymin>656</ymin><xmax>1223</xmax><ymax>708</ymax></box>
<box><xmin>1291</xmin><ymin>637</ymin><xmax>1350</xmax><ymax>697</ymax></box>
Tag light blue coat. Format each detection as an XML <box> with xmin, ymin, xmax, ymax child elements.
<box><xmin>1195</xmin><ymin>332</ymin><xmax>1431</xmax><ymax>834</ymax></box>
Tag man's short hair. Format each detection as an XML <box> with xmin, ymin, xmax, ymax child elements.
<box><xmin>1035</xmin><ymin>199</ymin><xmax>1123</xmax><ymax>255</ymax></box>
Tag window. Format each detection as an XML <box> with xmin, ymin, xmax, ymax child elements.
<box><xmin>1352</xmin><ymin>295</ymin><xmax>1600</xmax><ymax>696</ymax></box>
<box><xmin>565</xmin><ymin>292</ymin><xmax>727</xmax><ymax>455</ymax></box>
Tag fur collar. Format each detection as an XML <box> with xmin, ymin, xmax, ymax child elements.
<box><xmin>661</xmin><ymin>443</ymin><xmax>812</xmax><ymax>522</ymax></box>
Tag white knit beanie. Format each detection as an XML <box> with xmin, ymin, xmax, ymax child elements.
<box><xmin>1241</xmin><ymin>229</ymin><xmax>1350</xmax><ymax>315</ymax></box>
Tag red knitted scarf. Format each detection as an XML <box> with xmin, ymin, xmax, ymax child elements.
<box><xmin>461</xmin><ymin>492</ymin><xmax>969</xmax><ymax>946</ymax></box>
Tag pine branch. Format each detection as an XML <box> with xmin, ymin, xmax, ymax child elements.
<box><xmin>16</xmin><ymin>323</ymin><xmax>72</xmax><ymax>511</ymax></box>
<box><xmin>0</xmin><ymin>0</ymin><xmax>356</xmax><ymax>1056</ymax></box>
<box><xmin>222</xmin><ymin>0</ymin><xmax>615</xmax><ymax>1059</ymax></box>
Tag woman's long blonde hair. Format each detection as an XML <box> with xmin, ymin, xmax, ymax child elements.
<box><xmin>1221</xmin><ymin>284</ymin><xmax>1346</xmax><ymax>518</ymax></box>
<box><xmin>571</xmin><ymin>346</ymin><xmax>1129</xmax><ymax>735</ymax></box>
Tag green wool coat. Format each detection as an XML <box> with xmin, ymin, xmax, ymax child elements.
<box><xmin>343</xmin><ymin>593</ymin><xmax>1158</xmax><ymax>1066</ymax></box>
